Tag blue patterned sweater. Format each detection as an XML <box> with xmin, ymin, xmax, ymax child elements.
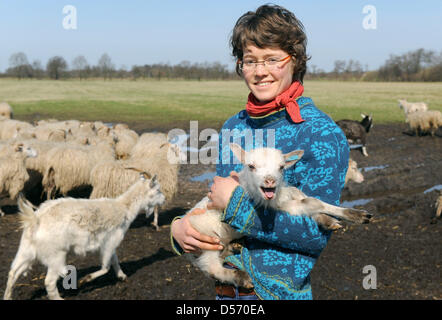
<box><xmin>216</xmin><ymin>96</ymin><xmax>349</xmax><ymax>300</ymax></box>
<box><xmin>171</xmin><ymin>96</ymin><xmax>349</xmax><ymax>300</ymax></box>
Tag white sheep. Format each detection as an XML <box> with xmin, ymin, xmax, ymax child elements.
<box><xmin>42</xmin><ymin>141</ymin><xmax>116</xmax><ymax>199</ymax></box>
<box><xmin>0</xmin><ymin>119</ymin><xmax>34</xmax><ymax>140</ymax></box>
<box><xmin>185</xmin><ymin>144</ymin><xmax>372</xmax><ymax>287</ymax></box>
<box><xmin>407</xmin><ymin>110</ymin><xmax>442</xmax><ymax>136</ymax></box>
<box><xmin>0</xmin><ymin>141</ymin><xmax>37</xmax><ymax>216</ymax></box>
<box><xmin>398</xmin><ymin>99</ymin><xmax>428</xmax><ymax>120</ymax></box>
<box><xmin>345</xmin><ymin>158</ymin><xmax>364</xmax><ymax>185</ymax></box>
<box><xmin>90</xmin><ymin>142</ymin><xmax>182</xmax><ymax>230</ymax></box>
<box><xmin>0</xmin><ymin>102</ymin><xmax>13</xmax><ymax>119</ymax></box>
<box><xmin>15</xmin><ymin>125</ymin><xmax>66</xmax><ymax>142</ymax></box>
<box><xmin>3</xmin><ymin>173</ymin><xmax>165</xmax><ymax>300</ymax></box>
<box><xmin>113</xmin><ymin>125</ymin><xmax>139</xmax><ymax>160</ymax></box>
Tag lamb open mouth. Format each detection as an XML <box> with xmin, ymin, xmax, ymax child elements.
<box><xmin>260</xmin><ymin>187</ymin><xmax>276</xmax><ymax>200</ymax></box>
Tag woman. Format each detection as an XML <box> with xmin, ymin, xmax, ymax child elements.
<box><xmin>171</xmin><ymin>4</ymin><xmax>349</xmax><ymax>300</ymax></box>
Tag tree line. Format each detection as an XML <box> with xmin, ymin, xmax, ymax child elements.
<box><xmin>305</xmin><ymin>48</ymin><xmax>442</xmax><ymax>82</ymax></box>
<box><xmin>3</xmin><ymin>52</ymin><xmax>237</xmax><ymax>81</ymax></box>
<box><xmin>3</xmin><ymin>49</ymin><xmax>442</xmax><ymax>81</ymax></box>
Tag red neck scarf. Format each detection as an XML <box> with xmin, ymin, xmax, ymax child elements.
<box><xmin>246</xmin><ymin>81</ymin><xmax>305</xmax><ymax>123</ymax></box>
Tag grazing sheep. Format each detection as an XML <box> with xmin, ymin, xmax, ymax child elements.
<box><xmin>185</xmin><ymin>144</ymin><xmax>372</xmax><ymax>287</ymax></box>
<box><xmin>0</xmin><ymin>102</ymin><xmax>13</xmax><ymax>119</ymax></box>
<box><xmin>407</xmin><ymin>110</ymin><xmax>442</xmax><ymax>136</ymax></box>
<box><xmin>0</xmin><ymin>141</ymin><xmax>37</xmax><ymax>216</ymax></box>
<box><xmin>90</xmin><ymin>142</ymin><xmax>181</xmax><ymax>230</ymax></box>
<box><xmin>398</xmin><ymin>99</ymin><xmax>428</xmax><ymax>120</ymax></box>
<box><xmin>17</xmin><ymin>126</ymin><xmax>66</xmax><ymax>142</ymax></box>
<box><xmin>42</xmin><ymin>141</ymin><xmax>116</xmax><ymax>199</ymax></box>
<box><xmin>345</xmin><ymin>158</ymin><xmax>364</xmax><ymax>185</ymax></box>
<box><xmin>65</xmin><ymin>124</ymin><xmax>95</xmax><ymax>144</ymax></box>
<box><xmin>129</xmin><ymin>132</ymin><xmax>167</xmax><ymax>159</ymax></box>
<box><xmin>3</xmin><ymin>173</ymin><xmax>165</xmax><ymax>300</ymax></box>
<box><xmin>336</xmin><ymin>113</ymin><xmax>373</xmax><ymax>157</ymax></box>
<box><xmin>113</xmin><ymin>125</ymin><xmax>139</xmax><ymax>160</ymax></box>
<box><xmin>0</xmin><ymin>119</ymin><xmax>34</xmax><ymax>140</ymax></box>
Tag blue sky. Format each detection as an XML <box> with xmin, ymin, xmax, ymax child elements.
<box><xmin>1</xmin><ymin>0</ymin><xmax>441</xmax><ymax>72</ymax></box>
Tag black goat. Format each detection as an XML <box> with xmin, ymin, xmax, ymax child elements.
<box><xmin>336</xmin><ymin>113</ymin><xmax>373</xmax><ymax>157</ymax></box>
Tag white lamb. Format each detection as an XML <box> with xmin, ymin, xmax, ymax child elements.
<box><xmin>4</xmin><ymin>172</ymin><xmax>165</xmax><ymax>300</ymax></box>
<box><xmin>345</xmin><ymin>158</ymin><xmax>364</xmax><ymax>185</ymax></box>
<box><xmin>185</xmin><ymin>144</ymin><xmax>372</xmax><ymax>288</ymax></box>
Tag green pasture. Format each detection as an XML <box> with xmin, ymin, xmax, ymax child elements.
<box><xmin>1</xmin><ymin>78</ymin><xmax>441</xmax><ymax>128</ymax></box>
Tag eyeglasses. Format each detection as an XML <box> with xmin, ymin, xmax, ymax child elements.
<box><xmin>238</xmin><ymin>55</ymin><xmax>292</xmax><ymax>72</ymax></box>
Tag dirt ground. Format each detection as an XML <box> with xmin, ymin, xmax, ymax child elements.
<box><xmin>0</xmin><ymin>122</ymin><xmax>441</xmax><ymax>300</ymax></box>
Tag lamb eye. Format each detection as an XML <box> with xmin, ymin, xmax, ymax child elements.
<box><xmin>279</xmin><ymin>165</ymin><xmax>284</xmax><ymax>171</ymax></box>
<box><xmin>248</xmin><ymin>164</ymin><xmax>256</xmax><ymax>171</ymax></box>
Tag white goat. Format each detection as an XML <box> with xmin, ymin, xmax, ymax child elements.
<box><xmin>4</xmin><ymin>173</ymin><xmax>165</xmax><ymax>300</ymax></box>
<box><xmin>185</xmin><ymin>144</ymin><xmax>372</xmax><ymax>288</ymax></box>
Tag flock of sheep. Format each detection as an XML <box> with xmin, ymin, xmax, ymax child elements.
<box><xmin>0</xmin><ymin>98</ymin><xmax>441</xmax><ymax>299</ymax></box>
<box><xmin>398</xmin><ymin>99</ymin><xmax>442</xmax><ymax>137</ymax></box>
<box><xmin>0</xmin><ymin>101</ymin><xmax>181</xmax><ymax>229</ymax></box>
<box><xmin>397</xmin><ymin>99</ymin><xmax>442</xmax><ymax>222</ymax></box>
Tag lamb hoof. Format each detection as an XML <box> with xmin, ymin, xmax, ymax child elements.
<box><xmin>345</xmin><ymin>208</ymin><xmax>373</xmax><ymax>224</ymax></box>
<box><xmin>235</xmin><ymin>270</ymin><xmax>254</xmax><ymax>289</ymax></box>
<box><xmin>330</xmin><ymin>222</ymin><xmax>343</xmax><ymax>230</ymax></box>
<box><xmin>117</xmin><ymin>272</ymin><xmax>127</xmax><ymax>281</ymax></box>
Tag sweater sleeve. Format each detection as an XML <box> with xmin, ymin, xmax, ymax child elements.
<box><xmin>219</xmin><ymin>125</ymin><xmax>349</xmax><ymax>257</ymax></box>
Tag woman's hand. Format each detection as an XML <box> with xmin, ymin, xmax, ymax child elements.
<box><xmin>207</xmin><ymin>171</ymin><xmax>240</xmax><ymax>210</ymax></box>
<box><xmin>171</xmin><ymin>208</ymin><xmax>223</xmax><ymax>254</ymax></box>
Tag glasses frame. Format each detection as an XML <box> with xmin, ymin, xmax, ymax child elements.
<box><xmin>238</xmin><ymin>55</ymin><xmax>292</xmax><ymax>72</ymax></box>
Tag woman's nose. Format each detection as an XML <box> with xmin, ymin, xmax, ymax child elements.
<box><xmin>254</xmin><ymin>63</ymin><xmax>268</xmax><ymax>76</ymax></box>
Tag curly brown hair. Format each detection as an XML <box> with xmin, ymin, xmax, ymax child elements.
<box><xmin>230</xmin><ymin>4</ymin><xmax>309</xmax><ymax>83</ymax></box>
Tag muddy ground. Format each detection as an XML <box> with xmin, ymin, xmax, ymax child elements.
<box><xmin>0</xmin><ymin>122</ymin><xmax>441</xmax><ymax>300</ymax></box>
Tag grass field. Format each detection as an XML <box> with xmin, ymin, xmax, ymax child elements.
<box><xmin>1</xmin><ymin>78</ymin><xmax>442</xmax><ymax>127</ymax></box>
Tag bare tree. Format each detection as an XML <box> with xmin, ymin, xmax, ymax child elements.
<box><xmin>46</xmin><ymin>56</ymin><xmax>68</xmax><ymax>80</ymax></box>
<box><xmin>72</xmin><ymin>55</ymin><xmax>89</xmax><ymax>80</ymax></box>
<box><xmin>9</xmin><ymin>52</ymin><xmax>32</xmax><ymax>79</ymax></box>
<box><xmin>98</xmin><ymin>53</ymin><xmax>115</xmax><ymax>80</ymax></box>
<box><xmin>333</xmin><ymin>60</ymin><xmax>346</xmax><ymax>75</ymax></box>
<box><xmin>31</xmin><ymin>60</ymin><xmax>44</xmax><ymax>79</ymax></box>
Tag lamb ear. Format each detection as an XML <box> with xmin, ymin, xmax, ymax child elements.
<box><xmin>229</xmin><ymin>143</ymin><xmax>247</xmax><ymax>164</ymax></box>
<box><xmin>283</xmin><ymin>150</ymin><xmax>304</xmax><ymax>169</ymax></box>
<box><xmin>361</xmin><ymin>113</ymin><xmax>366</xmax><ymax>119</ymax></box>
